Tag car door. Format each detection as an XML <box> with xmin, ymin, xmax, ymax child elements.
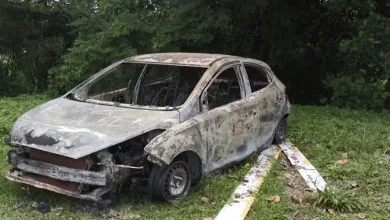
<box><xmin>239</xmin><ymin>62</ymin><xmax>283</xmax><ymax>150</ymax></box>
<box><xmin>199</xmin><ymin>63</ymin><xmax>256</xmax><ymax>171</ymax></box>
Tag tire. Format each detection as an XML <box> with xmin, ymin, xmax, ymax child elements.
<box><xmin>148</xmin><ymin>161</ymin><xmax>191</xmax><ymax>202</ymax></box>
<box><xmin>273</xmin><ymin>117</ymin><xmax>287</xmax><ymax>144</ymax></box>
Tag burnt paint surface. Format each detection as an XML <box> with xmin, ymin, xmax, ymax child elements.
<box><xmin>10</xmin><ymin>98</ymin><xmax>179</xmax><ymax>159</ymax></box>
<box><xmin>144</xmin><ymin>57</ymin><xmax>290</xmax><ymax>173</ymax></box>
<box><xmin>9</xmin><ymin>53</ymin><xmax>289</xmax><ymax>178</ymax></box>
<box><xmin>125</xmin><ymin>53</ymin><xmax>237</xmax><ymax>67</ymax></box>
<box><xmin>144</xmin><ymin>85</ymin><xmax>289</xmax><ymax>173</ymax></box>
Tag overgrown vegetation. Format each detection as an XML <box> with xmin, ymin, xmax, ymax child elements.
<box><xmin>0</xmin><ymin>0</ymin><xmax>389</xmax><ymax>110</ymax></box>
<box><xmin>1</xmin><ymin>96</ymin><xmax>390</xmax><ymax>219</ymax></box>
<box><xmin>313</xmin><ymin>187</ymin><xmax>365</xmax><ymax>213</ymax></box>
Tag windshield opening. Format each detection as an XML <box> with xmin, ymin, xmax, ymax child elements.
<box><xmin>77</xmin><ymin>63</ymin><xmax>206</xmax><ymax>108</ymax></box>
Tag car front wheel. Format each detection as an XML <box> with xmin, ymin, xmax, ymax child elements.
<box><xmin>148</xmin><ymin>161</ymin><xmax>191</xmax><ymax>202</ymax></box>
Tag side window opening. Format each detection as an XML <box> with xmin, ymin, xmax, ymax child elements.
<box><xmin>206</xmin><ymin>67</ymin><xmax>242</xmax><ymax>110</ymax></box>
<box><xmin>137</xmin><ymin>65</ymin><xmax>204</xmax><ymax>107</ymax></box>
<box><xmin>244</xmin><ymin>64</ymin><xmax>270</xmax><ymax>92</ymax></box>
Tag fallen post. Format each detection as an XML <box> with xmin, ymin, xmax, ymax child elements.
<box><xmin>279</xmin><ymin>141</ymin><xmax>327</xmax><ymax>192</ymax></box>
<box><xmin>215</xmin><ymin>145</ymin><xmax>281</xmax><ymax>220</ymax></box>
<box><xmin>215</xmin><ymin>141</ymin><xmax>327</xmax><ymax>220</ymax></box>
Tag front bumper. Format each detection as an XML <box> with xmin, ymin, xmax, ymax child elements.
<box><xmin>8</xmin><ymin>152</ymin><xmax>108</xmax><ymax>186</ymax></box>
<box><xmin>6</xmin><ymin>171</ymin><xmax>110</xmax><ymax>201</ymax></box>
<box><xmin>7</xmin><ymin>152</ymin><xmax>111</xmax><ymax>201</ymax></box>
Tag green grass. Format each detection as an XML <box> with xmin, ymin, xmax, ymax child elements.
<box><xmin>1</xmin><ymin>97</ymin><xmax>390</xmax><ymax>219</ymax></box>
<box><xmin>247</xmin><ymin>105</ymin><xmax>390</xmax><ymax>219</ymax></box>
<box><xmin>291</xmin><ymin>106</ymin><xmax>390</xmax><ymax>219</ymax></box>
<box><xmin>245</xmin><ymin>158</ymin><xmax>293</xmax><ymax>220</ymax></box>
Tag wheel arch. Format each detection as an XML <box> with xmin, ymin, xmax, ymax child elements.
<box><xmin>171</xmin><ymin>150</ymin><xmax>203</xmax><ymax>186</ymax></box>
<box><xmin>144</xmin><ymin>119</ymin><xmax>206</xmax><ymax>173</ymax></box>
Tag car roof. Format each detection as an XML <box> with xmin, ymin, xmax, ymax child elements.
<box><xmin>124</xmin><ymin>53</ymin><xmax>238</xmax><ymax>67</ymax></box>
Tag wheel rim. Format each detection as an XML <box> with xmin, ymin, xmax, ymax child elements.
<box><xmin>163</xmin><ymin>163</ymin><xmax>189</xmax><ymax>200</ymax></box>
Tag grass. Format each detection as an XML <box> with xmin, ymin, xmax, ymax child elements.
<box><xmin>247</xmin><ymin>105</ymin><xmax>390</xmax><ymax>220</ymax></box>
<box><xmin>245</xmin><ymin>158</ymin><xmax>293</xmax><ymax>220</ymax></box>
<box><xmin>312</xmin><ymin>187</ymin><xmax>365</xmax><ymax>213</ymax></box>
<box><xmin>1</xmin><ymin>96</ymin><xmax>390</xmax><ymax>219</ymax></box>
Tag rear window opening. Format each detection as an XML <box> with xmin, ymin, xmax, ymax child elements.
<box><xmin>244</xmin><ymin>64</ymin><xmax>270</xmax><ymax>92</ymax></box>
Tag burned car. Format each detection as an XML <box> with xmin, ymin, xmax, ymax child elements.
<box><xmin>5</xmin><ymin>53</ymin><xmax>290</xmax><ymax>202</ymax></box>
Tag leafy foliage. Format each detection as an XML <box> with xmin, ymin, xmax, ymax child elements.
<box><xmin>48</xmin><ymin>0</ymin><xmax>156</xmax><ymax>94</ymax></box>
<box><xmin>339</xmin><ymin>13</ymin><xmax>390</xmax><ymax>79</ymax></box>
<box><xmin>0</xmin><ymin>0</ymin><xmax>79</xmax><ymax>95</ymax></box>
<box><xmin>326</xmin><ymin>75</ymin><xmax>386</xmax><ymax>110</ymax></box>
<box><xmin>1</xmin><ymin>0</ymin><xmax>390</xmax><ymax>110</ymax></box>
<box><xmin>324</xmin><ymin>1</ymin><xmax>390</xmax><ymax>109</ymax></box>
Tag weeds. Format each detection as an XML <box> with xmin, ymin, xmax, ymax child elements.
<box><xmin>312</xmin><ymin>187</ymin><xmax>365</xmax><ymax>212</ymax></box>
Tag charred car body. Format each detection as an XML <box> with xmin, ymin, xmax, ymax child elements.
<box><xmin>6</xmin><ymin>53</ymin><xmax>290</xmax><ymax>202</ymax></box>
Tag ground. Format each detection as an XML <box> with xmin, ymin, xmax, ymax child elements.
<box><xmin>1</xmin><ymin>95</ymin><xmax>390</xmax><ymax>220</ymax></box>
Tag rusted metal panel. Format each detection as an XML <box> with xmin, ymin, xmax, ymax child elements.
<box><xmin>29</xmin><ymin>149</ymin><xmax>90</xmax><ymax>192</ymax></box>
<box><xmin>7</xmin><ymin>171</ymin><xmax>110</xmax><ymax>202</ymax></box>
<box><xmin>8</xmin><ymin>152</ymin><xmax>108</xmax><ymax>186</ymax></box>
<box><xmin>24</xmin><ymin>173</ymin><xmax>82</xmax><ymax>192</ymax></box>
<box><xmin>30</xmin><ymin>149</ymin><xmax>89</xmax><ymax>169</ymax></box>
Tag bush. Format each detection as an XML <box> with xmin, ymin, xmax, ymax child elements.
<box><xmin>325</xmin><ymin>75</ymin><xmax>386</xmax><ymax>111</ymax></box>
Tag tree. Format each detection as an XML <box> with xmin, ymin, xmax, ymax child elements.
<box><xmin>49</xmin><ymin>0</ymin><xmax>156</xmax><ymax>94</ymax></box>
<box><xmin>0</xmin><ymin>0</ymin><xmax>78</xmax><ymax>95</ymax></box>
<box><xmin>2</xmin><ymin>0</ymin><xmax>389</xmax><ymax>110</ymax></box>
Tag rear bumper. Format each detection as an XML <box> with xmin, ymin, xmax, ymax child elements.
<box><xmin>6</xmin><ymin>170</ymin><xmax>110</xmax><ymax>201</ymax></box>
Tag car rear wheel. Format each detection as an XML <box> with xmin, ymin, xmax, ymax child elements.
<box><xmin>148</xmin><ymin>161</ymin><xmax>191</xmax><ymax>202</ymax></box>
<box><xmin>274</xmin><ymin>117</ymin><xmax>287</xmax><ymax>144</ymax></box>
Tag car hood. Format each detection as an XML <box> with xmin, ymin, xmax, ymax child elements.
<box><xmin>10</xmin><ymin>98</ymin><xmax>179</xmax><ymax>159</ymax></box>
